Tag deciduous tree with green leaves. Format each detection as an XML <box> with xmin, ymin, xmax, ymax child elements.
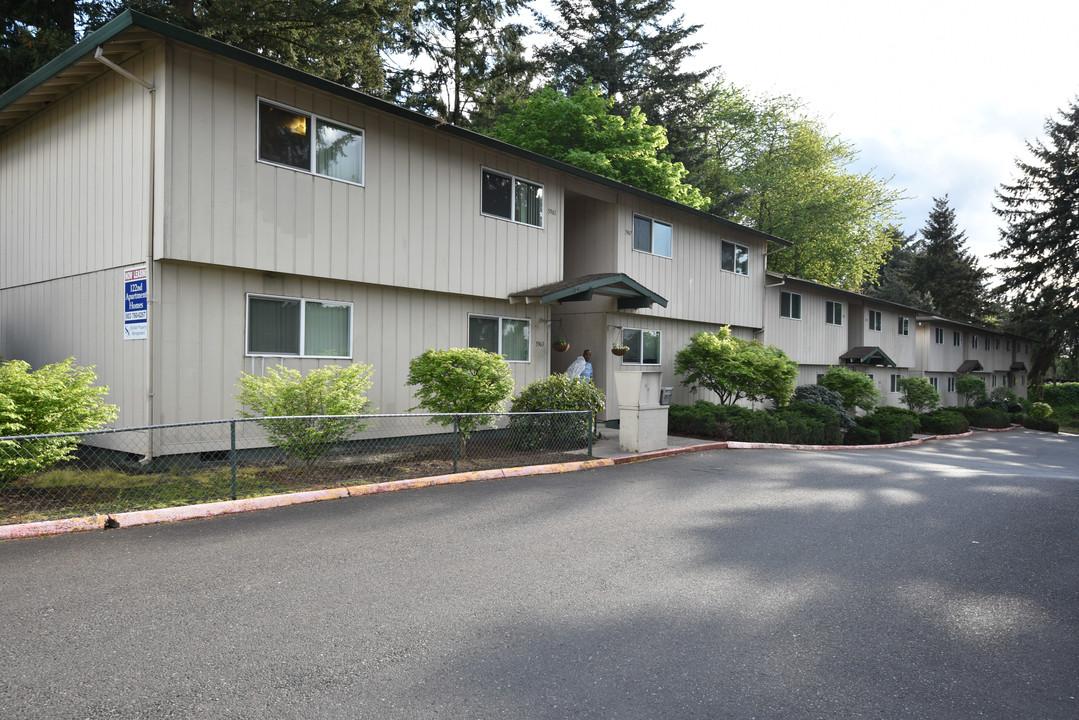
<box><xmin>0</xmin><ymin>357</ymin><xmax>118</xmax><ymax>480</ymax></box>
<box><xmin>406</xmin><ymin>348</ymin><xmax>515</xmax><ymax>452</ymax></box>
<box><xmin>818</xmin><ymin>366</ymin><xmax>881</xmax><ymax>413</ymax></box>
<box><xmin>955</xmin><ymin>375</ymin><xmax>988</xmax><ymax>407</ymax></box>
<box><xmin>896</xmin><ymin>376</ymin><xmax>940</xmax><ymax>413</ymax></box>
<box><xmin>491</xmin><ymin>84</ymin><xmax>709</xmax><ymax>209</ymax></box>
<box><xmin>236</xmin><ymin>363</ymin><xmax>375</xmax><ymax>463</ymax></box>
<box><xmin>673</xmin><ymin>327</ymin><xmax>797</xmax><ymax>406</ymax></box>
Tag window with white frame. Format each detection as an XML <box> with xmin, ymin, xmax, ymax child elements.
<box><xmin>721</xmin><ymin>241</ymin><xmax>749</xmax><ymax>275</ymax></box>
<box><xmin>481</xmin><ymin>168</ymin><xmax>543</xmax><ymax>228</ymax></box>
<box><xmin>953</xmin><ymin>331</ymin><xmax>961</xmax><ymax>346</ymax></box>
<box><xmin>468</xmin><ymin>315</ymin><xmax>531</xmax><ymax>362</ymax></box>
<box><xmin>948</xmin><ymin>377</ymin><xmax>956</xmax><ymax>392</ymax></box>
<box><xmin>868</xmin><ymin>309</ymin><xmax>882</xmax><ymax>331</ymax></box>
<box><xmin>929</xmin><ymin>376</ymin><xmax>938</xmax><ymax>390</ymax></box>
<box><xmin>898</xmin><ymin>316</ymin><xmax>909</xmax><ymax>336</ymax></box>
<box><xmin>890</xmin><ymin>374</ymin><xmax>902</xmax><ymax>393</ymax></box>
<box><xmin>246</xmin><ymin>294</ymin><xmax>352</xmax><ymax>357</ymax></box>
<box><xmin>780</xmin><ymin>291</ymin><xmax>802</xmax><ymax>319</ymax></box>
<box><xmin>621</xmin><ymin>328</ymin><xmax>661</xmax><ymax>365</ymax></box>
<box><xmin>258</xmin><ymin>99</ymin><xmax>364</xmax><ymax>185</ymax></box>
<box><xmin>826</xmin><ymin>300</ymin><xmax>843</xmax><ymax>326</ymax></box>
<box><xmin>935</xmin><ymin>328</ymin><xmax>944</xmax><ymax>344</ymax></box>
<box><xmin>632</xmin><ymin>215</ymin><xmax>672</xmax><ymax>257</ymax></box>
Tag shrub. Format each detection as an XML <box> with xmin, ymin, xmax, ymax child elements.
<box><xmin>896</xmin><ymin>376</ymin><xmax>940</xmax><ymax>413</ymax></box>
<box><xmin>1030</xmin><ymin>402</ymin><xmax>1053</xmax><ymax>419</ymax></box>
<box><xmin>669</xmin><ymin>400</ymin><xmax>842</xmax><ymax>445</ymax></box>
<box><xmin>669</xmin><ymin>401</ymin><xmax>751</xmax><ymax>440</ymax></box>
<box><xmin>1042</xmin><ymin>382</ymin><xmax>1079</xmax><ymax>410</ymax></box>
<box><xmin>949</xmin><ymin>405</ymin><xmax>1011</xmax><ymax>429</ymax></box>
<box><xmin>988</xmin><ymin>387</ymin><xmax>1023</xmax><ymax>413</ymax></box>
<box><xmin>792</xmin><ymin>384</ymin><xmax>854</xmax><ymax>429</ymax></box>
<box><xmin>776</xmin><ymin>402</ymin><xmax>843</xmax><ymax>444</ymax></box>
<box><xmin>845</xmin><ymin>425</ymin><xmax>880</xmax><ymax>445</ymax></box>
<box><xmin>509</xmin><ymin>374</ymin><xmax>605</xmax><ymax>449</ymax></box>
<box><xmin>956</xmin><ymin>375</ymin><xmax>988</xmax><ymax>406</ymax></box>
<box><xmin>406</xmin><ymin>348</ymin><xmax>515</xmax><ymax>451</ymax></box>
<box><xmin>918</xmin><ymin>409</ymin><xmax>969</xmax><ymax>435</ymax></box>
<box><xmin>818</xmin><ymin>366</ymin><xmax>881</xmax><ymax>412</ymax></box>
<box><xmin>236</xmin><ymin>363</ymin><xmax>374</xmax><ymax>462</ymax></box>
<box><xmin>857</xmin><ymin>407</ymin><xmax>918</xmax><ymax>444</ymax></box>
<box><xmin>0</xmin><ymin>358</ymin><xmax>119</xmax><ymax>480</ymax></box>
<box><xmin>1022</xmin><ymin>416</ymin><xmax>1059</xmax><ymax>433</ymax></box>
<box><xmin>674</xmin><ymin>327</ymin><xmax>798</xmax><ymax>406</ymax></box>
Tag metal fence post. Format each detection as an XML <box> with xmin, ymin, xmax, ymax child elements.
<box><xmin>230</xmin><ymin>420</ymin><xmax>237</xmax><ymax>500</ymax></box>
<box><xmin>589</xmin><ymin>412</ymin><xmax>594</xmax><ymax>457</ymax></box>
<box><xmin>453</xmin><ymin>415</ymin><xmax>459</xmax><ymax>473</ymax></box>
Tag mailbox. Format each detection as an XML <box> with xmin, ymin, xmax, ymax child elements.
<box><xmin>659</xmin><ymin>387</ymin><xmax>673</xmax><ymax>406</ymax></box>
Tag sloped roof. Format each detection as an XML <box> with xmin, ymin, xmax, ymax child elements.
<box><xmin>957</xmin><ymin>359</ymin><xmax>984</xmax><ymax>373</ymax></box>
<box><xmin>839</xmin><ymin>346</ymin><xmax>897</xmax><ymax>368</ymax></box>
<box><xmin>0</xmin><ymin>10</ymin><xmax>791</xmax><ymax>248</ymax></box>
<box><xmin>1010</xmin><ymin>361</ymin><xmax>1027</xmax><ymax>372</ymax></box>
<box><xmin>510</xmin><ymin>274</ymin><xmax>667</xmax><ymax>310</ymax></box>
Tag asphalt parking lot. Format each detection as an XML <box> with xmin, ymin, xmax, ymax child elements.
<box><xmin>1</xmin><ymin>429</ymin><xmax>1077</xmax><ymax>719</ymax></box>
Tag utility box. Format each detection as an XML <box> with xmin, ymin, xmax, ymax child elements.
<box><xmin>613</xmin><ymin>370</ymin><xmax>669</xmax><ymax>453</ymax></box>
<box><xmin>659</xmin><ymin>387</ymin><xmax>674</xmax><ymax>406</ymax></box>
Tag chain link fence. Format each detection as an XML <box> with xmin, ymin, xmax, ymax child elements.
<box><xmin>0</xmin><ymin>411</ymin><xmax>595</xmax><ymax>526</ymax></box>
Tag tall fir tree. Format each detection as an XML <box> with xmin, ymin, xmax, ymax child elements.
<box><xmin>387</xmin><ymin>0</ymin><xmax>535</xmax><ymax>126</ymax></box>
<box><xmin>1</xmin><ymin>0</ymin><xmax>115</xmax><ymax>93</ymax></box>
<box><xmin>907</xmin><ymin>195</ymin><xmax>989</xmax><ymax>322</ymax></box>
<box><xmin>992</xmin><ymin>98</ymin><xmax>1079</xmax><ymax>383</ymax></box>
<box><xmin>863</xmin><ymin>228</ymin><xmax>934</xmax><ymax>309</ymax></box>
<box><xmin>535</xmin><ymin>0</ymin><xmax>713</xmax><ymax>172</ymax></box>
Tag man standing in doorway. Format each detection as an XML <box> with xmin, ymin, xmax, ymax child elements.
<box><xmin>566</xmin><ymin>349</ymin><xmax>593</xmax><ymax>381</ymax></box>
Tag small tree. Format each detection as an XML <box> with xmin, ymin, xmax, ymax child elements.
<box><xmin>955</xmin><ymin>375</ymin><xmax>988</xmax><ymax>407</ymax></box>
<box><xmin>818</xmin><ymin>366</ymin><xmax>881</xmax><ymax>413</ymax></box>
<box><xmin>792</xmin><ymin>384</ymin><xmax>855</xmax><ymax>429</ymax></box>
<box><xmin>674</xmin><ymin>327</ymin><xmax>798</xmax><ymax>406</ymax></box>
<box><xmin>406</xmin><ymin>348</ymin><xmax>515</xmax><ymax>451</ymax></box>
<box><xmin>236</xmin><ymin>363</ymin><xmax>375</xmax><ymax>463</ymax></box>
<box><xmin>896</xmin><ymin>376</ymin><xmax>940</xmax><ymax>413</ymax></box>
<box><xmin>509</xmin><ymin>374</ymin><xmax>605</xmax><ymax>449</ymax></box>
<box><xmin>0</xmin><ymin>358</ymin><xmax>118</xmax><ymax>480</ymax></box>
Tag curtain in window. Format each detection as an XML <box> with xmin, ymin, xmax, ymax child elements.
<box><xmin>515</xmin><ymin>180</ymin><xmax>543</xmax><ymax>227</ymax></box>
<box><xmin>316</xmin><ymin>121</ymin><xmax>363</xmax><ymax>184</ymax></box>
<box><xmin>304</xmin><ymin>302</ymin><xmax>350</xmax><ymax>356</ymax></box>
<box><xmin>501</xmin><ymin>319</ymin><xmax>530</xmax><ymax>361</ymax></box>
<box><xmin>248</xmin><ymin>297</ymin><xmax>301</xmax><ymax>354</ymax></box>
<box><xmin>469</xmin><ymin>316</ymin><xmax>500</xmax><ymax>354</ymax></box>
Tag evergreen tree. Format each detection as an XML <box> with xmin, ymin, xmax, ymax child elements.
<box><xmin>907</xmin><ymin>195</ymin><xmax>989</xmax><ymax>323</ymax></box>
<box><xmin>535</xmin><ymin>0</ymin><xmax>713</xmax><ymax>171</ymax></box>
<box><xmin>991</xmin><ymin>98</ymin><xmax>1079</xmax><ymax>383</ymax></box>
<box><xmin>387</xmin><ymin>0</ymin><xmax>535</xmax><ymax>126</ymax></box>
<box><xmin>864</xmin><ymin>228</ymin><xmax>934</xmax><ymax>309</ymax></box>
<box><xmin>1</xmin><ymin>0</ymin><xmax>115</xmax><ymax>93</ymax></box>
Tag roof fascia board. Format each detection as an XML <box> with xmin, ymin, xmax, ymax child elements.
<box><xmin>0</xmin><ymin>10</ymin><xmax>790</xmax><ymax>248</ymax></box>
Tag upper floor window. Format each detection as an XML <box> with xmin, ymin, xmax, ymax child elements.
<box><xmin>468</xmin><ymin>314</ymin><xmax>531</xmax><ymax>362</ymax></box>
<box><xmin>935</xmin><ymin>328</ymin><xmax>944</xmax><ymax>344</ymax></box>
<box><xmin>898</xmin><ymin>316</ymin><xmax>910</xmax><ymax>336</ymax></box>
<box><xmin>953</xmin><ymin>331</ymin><xmax>961</xmax><ymax>346</ymax></box>
<box><xmin>826</xmin><ymin>300</ymin><xmax>843</xmax><ymax>326</ymax></box>
<box><xmin>633</xmin><ymin>215</ymin><xmax>672</xmax><ymax>257</ymax></box>
<box><xmin>621</xmin><ymin>328</ymin><xmax>661</xmax><ymax>365</ymax></box>
<box><xmin>246</xmin><ymin>294</ymin><xmax>352</xmax><ymax>358</ymax></box>
<box><xmin>1006</xmin><ymin>339</ymin><xmax>1012</xmax><ymax>351</ymax></box>
<box><xmin>780</xmin><ymin>291</ymin><xmax>802</xmax><ymax>320</ymax></box>
<box><xmin>258</xmin><ymin>99</ymin><xmax>364</xmax><ymax>185</ymax></box>
<box><xmin>481</xmin><ymin>168</ymin><xmax>543</xmax><ymax>228</ymax></box>
<box><xmin>868</xmin><ymin>309</ymin><xmax>882</xmax><ymax>332</ymax></box>
<box><xmin>721</xmin><ymin>241</ymin><xmax>749</xmax><ymax>275</ymax></box>
<box><xmin>971</xmin><ymin>335</ymin><xmax>979</xmax><ymax>349</ymax></box>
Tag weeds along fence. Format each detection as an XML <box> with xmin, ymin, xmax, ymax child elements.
<box><xmin>0</xmin><ymin>411</ymin><xmax>595</xmax><ymax>526</ymax></box>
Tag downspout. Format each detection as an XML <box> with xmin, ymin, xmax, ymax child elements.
<box><xmin>95</xmin><ymin>47</ymin><xmax>156</xmax><ymax>464</ymax></box>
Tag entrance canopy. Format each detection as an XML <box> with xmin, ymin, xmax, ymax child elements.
<box><xmin>839</xmin><ymin>346</ymin><xmax>897</xmax><ymax>368</ymax></box>
<box><xmin>958</xmin><ymin>359</ymin><xmax>984</xmax><ymax>373</ymax></box>
<box><xmin>510</xmin><ymin>273</ymin><xmax>668</xmax><ymax>310</ymax></box>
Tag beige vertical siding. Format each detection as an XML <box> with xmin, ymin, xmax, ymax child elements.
<box><xmin>0</xmin><ymin>270</ymin><xmax>148</xmax><ymax>427</ymax></box>
<box><xmin>0</xmin><ymin>49</ymin><xmax>159</xmax><ymax>290</ymax></box>
<box><xmin>162</xmin><ymin>44</ymin><xmax>562</xmax><ymax>299</ymax></box>
<box><xmin>763</xmin><ymin>284</ymin><xmax>849</xmax><ymax>366</ymax></box>
<box><xmin>152</xmin><ymin>262</ymin><xmax>552</xmax><ymax>424</ymax></box>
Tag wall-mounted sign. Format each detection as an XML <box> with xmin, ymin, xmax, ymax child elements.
<box><xmin>123</xmin><ymin>264</ymin><xmax>148</xmax><ymax>340</ymax></box>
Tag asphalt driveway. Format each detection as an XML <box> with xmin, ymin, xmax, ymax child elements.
<box><xmin>1</xmin><ymin>430</ymin><xmax>1077</xmax><ymax>718</ymax></box>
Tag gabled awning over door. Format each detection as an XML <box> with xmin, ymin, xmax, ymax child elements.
<box><xmin>839</xmin><ymin>346</ymin><xmax>897</xmax><ymax>368</ymax></box>
<box><xmin>957</xmin><ymin>359</ymin><xmax>984</xmax><ymax>373</ymax></box>
<box><xmin>509</xmin><ymin>273</ymin><xmax>668</xmax><ymax>310</ymax></box>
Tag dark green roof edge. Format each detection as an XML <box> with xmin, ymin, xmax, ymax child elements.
<box><xmin>541</xmin><ymin>273</ymin><xmax>668</xmax><ymax>308</ymax></box>
<box><xmin>0</xmin><ymin>10</ymin><xmax>791</xmax><ymax>248</ymax></box>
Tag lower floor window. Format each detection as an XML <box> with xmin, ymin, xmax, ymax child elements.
<box><xmin>247</xmin><ymin>294</ymin><xmax>352</xmax><ymax>357</ymax></box>
<box><xmin>947</xmin><ymin>377</ymin><xmax>956</xmax><ymax>393</ymax></box>
<box><xmin>929</xmin><ymin>376</ymin><xmax>938</xmax><ymax>390</ymax></box>
<box><xmin>890</xmin><ymin>374</ymin><xmax>902</xmax><ymax>393</ymax></box>
<box><xmin>468</xmin><ymin>315</ymin><xmax>531</xmax><ymax>362</ymax></box>
<box><xmin>622</xmin><ymin>328</ymin><xmax>661</xmax><ymax>365</ymax></box>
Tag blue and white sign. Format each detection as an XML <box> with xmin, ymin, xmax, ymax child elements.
<box><xmin>123</xmin><ymin>264</ymin><xmax>148</xmax><ymax>340</ymax></box>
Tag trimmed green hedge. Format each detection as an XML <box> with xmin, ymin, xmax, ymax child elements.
<box><xmin>844</xmin><ymin>425</ymin><xmax>880</xmax><ymax>445</ymax></box>
<box><xmin>918</xmin><ymin>409</ymin><xmax>969</xmax><ymax>435</ymax></box>
<box><xmin>856</xmin><ymin>407</ymin><xmax>918</xmax><ymax>444</ymax></box>
<box><xmin>668</xmin><ymin>401</ymin><xmax>842</xmax><ymax>444</ymax></box>
<box><xmin>949</xmin><ymin>405</ymin><xmax>1012</xmax><ymax>429</ymax></box>
<box><xmin>1042</xmin><ymin>383</ymin><xmax>1079</xmax><ymax>409</ymax></box>
<box><xmin>1022</xmin><ymin>416</ymin><xmax>1059</xmax><ymax>433</ymax></box>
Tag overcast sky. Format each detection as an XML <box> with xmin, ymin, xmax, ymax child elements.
<box><xmin>675</xmin><ymin>0</ymin><xmax>1079</xmax><ymax>270</ymax></box>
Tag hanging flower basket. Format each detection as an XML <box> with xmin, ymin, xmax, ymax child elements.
<box><xmin>553</xmin><ymin>340</ymin><xmax>570</xmax><ymax>353</ymax></box>
<box><xmin>611</xmin><ymin>344</ymin><xmax>630</xmax><ymax>357</ymax></box>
